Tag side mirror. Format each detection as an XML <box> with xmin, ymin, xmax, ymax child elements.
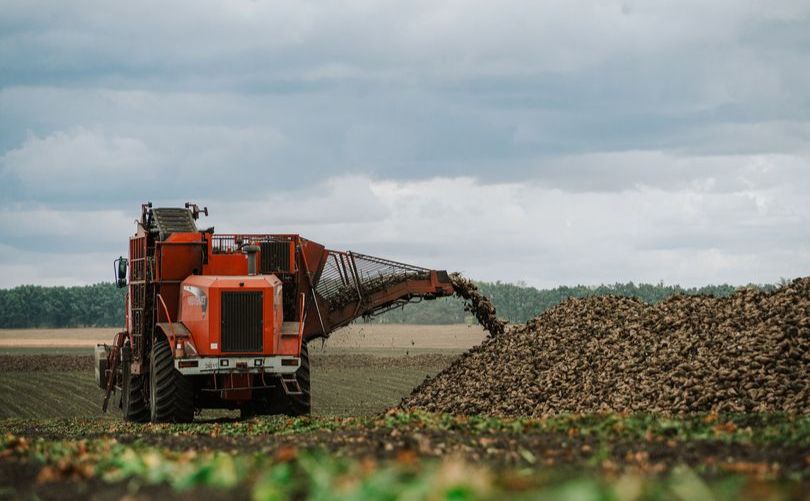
<box><xmin>114</xmin><ymin>257</ymin><xmax>128</xmax><ymax>288</ymax></box>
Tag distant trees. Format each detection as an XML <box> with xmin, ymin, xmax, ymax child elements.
<box><xmin>0</xmin><ymin>280</ymin><xmax>772</xmax><ymax>328</ymax></box>
<box><xmin>0</xmin><ymin>283</ymin><xmax>126</xmax><ymax>328</ymax></box>
<box><xmin>373</xmin><ymin>280</ymin><xmax>773</xmax><ymax>324</ymax></box>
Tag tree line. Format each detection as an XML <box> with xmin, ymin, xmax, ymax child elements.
<box><xmin>372</xmin><ymin>280</ymin><xmax>775</xmax><ymax>325</ymax></box>
<box><xmin>0</xmin><ymin>280</ymin><xmax>775</xmax><ymax>329</ymax></box>
<box><xmin>0</xmin><ymin>283</ymin><xmax>126</xmax><ymax>328</ymax></box>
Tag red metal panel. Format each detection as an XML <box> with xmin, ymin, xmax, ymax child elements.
<box><xmin>204</xmin><ymin>254</ymin><xmax>248</xmax><ymax>275</ymax></box>
<box><xmin>156</xmin><ymin>236</ymin><xmax>204</xmax><ymax>282</ymax></box>
<box><xmin>155</xmin><ymin>234</ymin><xmax>204</xmax><ymax>325</ymax></box>
<box><xmin>178</xmin><ymin>275</ymin><xmax>289</xmax><ymax>357</ymax></box>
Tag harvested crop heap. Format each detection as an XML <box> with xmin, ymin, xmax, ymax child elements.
<box><xmin>450</xmin><ymin>273</ymin><xmax>507</xmax><ymax>337</ymax></box>
<box><xmin>404</xmin><ymin>278</ymin><xmax>810</xmax><ymax>416</ymax></box>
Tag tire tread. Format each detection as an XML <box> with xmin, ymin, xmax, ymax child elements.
<box><xmin>150</xmin><ymin>337</ymin><xmax>195</xmax><ymax>423</ymax></box>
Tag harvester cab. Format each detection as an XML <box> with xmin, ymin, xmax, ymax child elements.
<box><xmin>97</xmin><ymin>203</ymin><xmax>454</xmax><ymax>422</ymax></box>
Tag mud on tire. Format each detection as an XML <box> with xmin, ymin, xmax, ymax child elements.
<box><xmin>149</xmin><ymin>336</ymin><xmax>194</xmax><ymax>423</ymax></box>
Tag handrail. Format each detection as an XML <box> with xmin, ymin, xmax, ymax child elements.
<box><xmin>314</xmin><ymin>249</ymin><xmax>432</xmax><ymax>310</ymax></box>
<box><xmin>211</xmin><ymin>234</ymin><xmax>299</xmax><ymax>254</ymax></box>
<box><xmin>296</xmin><ymin>238</ymin><xmax>326</xmax><ymax>335</ymax></box>
<box><xmin>298</xmin><ymin>292</ymin><xmax>306</xmax><ymax>341</ymax></box>
<box><xmin>156</xmin><ymin>293</ymin><xmax>176</xmax><ymax>341</ymax></box>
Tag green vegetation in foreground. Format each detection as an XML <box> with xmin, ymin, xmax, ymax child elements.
<box><xmin>2</xmin><ymin>412</ymin><xmax>807</xmax><ymax>500</ymax></box>
<box><xmin>1</xmin><ymin>437</ymin><xmax>799</xmax><ymax>501</ymax></box>
<box><xmin>0</xmin><ymin>280</ymin><xmax>778</xmax><ymax>328</ymax></box>
<box><xmin>4</xmin><ymin>411</ymin><xmax>808</xmax><ymax>446</ymax></box>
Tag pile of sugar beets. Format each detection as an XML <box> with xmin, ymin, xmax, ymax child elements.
<box><xmin>401</xmin><ymin>274</ymin><xmax>810</xmax><ymax>416</ymax></box>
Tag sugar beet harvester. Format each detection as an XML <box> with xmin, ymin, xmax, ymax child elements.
<box><xmin>96</xmin><ymin>203</ymin><xmax>454</xmax><ymax>422</ymax></box>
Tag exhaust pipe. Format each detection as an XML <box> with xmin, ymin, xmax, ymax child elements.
<box><xmin>243</xmin><ymin>244</ymin><xmax>260</xmax><ymax>275</ymax></box>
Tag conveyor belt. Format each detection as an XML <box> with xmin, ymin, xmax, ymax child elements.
<box><xmin>151</xmin><ymin>208</ymin><xmax>198</xmax><ymax>239</ymax></box>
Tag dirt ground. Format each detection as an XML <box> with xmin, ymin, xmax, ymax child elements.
<box><xmin>0</xmin><ymin>328</ymin><xmax>116</xmax><ymax>348</ymax></box>
<box><xmin>0</xmin><ymin>325</ymin><xmax>479</xmax><ymax>421</ymax></box>
<box><xmin>0</xmin><ymin>352</ymin><xmax>458</xmax><ymax>419</ymax></box>
<box><xmin>1</xmin><ymin>324</ymin><xmax>806</xmax><ymax>499</ymax></box>
<box><xmin>316</xmin><ymin>323</ymin><xmax>487</xmax><ymax>351</ymax></box>
<box><xmin>0</xmin><ymin>324</ymin><xmax>486</xmax><ymax>352</ymax></box>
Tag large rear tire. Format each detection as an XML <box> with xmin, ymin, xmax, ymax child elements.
<box><xmin>121</xmin><ymin>358</ymin><xmax>150</xmax><ymax>423</ymax></box>
<box><xmin>241</xmin><ymin>343</ymin><xmax>311</xmax><ymax>418</ymax></box>
<box><xmin>149</xmin><ymin>336</ymin><xmax>195</xmax><ymax>423</ymax></box>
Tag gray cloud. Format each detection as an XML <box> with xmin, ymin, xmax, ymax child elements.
<box><xmin>0</xmin><ymin>0</ymin><xmax>808</xmax><ymax>287</ymax></box>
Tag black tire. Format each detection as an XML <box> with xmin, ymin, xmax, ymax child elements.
<box><xmin>149</xmin><ymin>336</ymin><xmax>195</xmax><ymax>423</ymax></box>
<box><xmin>242</xmin><ymin>343</ymin><xmax>311</xmax><ymax>418</ymax></box>
<box><xmin>121</xmin><ymin>358</ymin><xmax>150</xmax><ymax>423</ymax></box>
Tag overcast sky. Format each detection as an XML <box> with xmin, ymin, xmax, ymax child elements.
<box><xmin>1</xmin><ymin>0</ymin><xmax>809</xmax><ymax>289</ymax></box>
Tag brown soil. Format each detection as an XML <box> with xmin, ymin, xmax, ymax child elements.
<box><xmin>0</xmin><ymin>325</ymin><xmax>486</xmax><ymax>352</ymax></box>
<box><xmin>0</xmin><ymin>328</ymin><xmax>115</xmax><ymax>348</ymax></box>
<box><xmin>312</xmin><ymin>353</ymin><xmax>456</xmax><ymax>370</ymax></box>
<box><xmin>403</xmin><ymin>278</ymin><xmax>810</xmax><ymax>416</ymax></box>
<box><xmin>318</xmin><ymin>323</ymin><xmax>486</xmax><ymax>351</ymax></box>
<box><xmin>0</xmin><ymin>354</ymin><xmax>94</xmax><ymax>372</ymax></box>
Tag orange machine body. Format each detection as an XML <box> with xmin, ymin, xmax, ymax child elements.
<box><xmin>121</xmin><ymin>205</ymin><xmax>453</xmax><ymax>378</ymax></box>
<box><xmin>179</xmin><ymin>274</ymin><xmax>298</xmax><ymax>358</ymax></box>
<box><xmin>101</xmin><ymin>203</ymin><xmax>454</xmax><ymax>417</ymax></box>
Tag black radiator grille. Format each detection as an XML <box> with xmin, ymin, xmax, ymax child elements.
<box><xmin>221</xmin><ymin>291</ymin><xmax>263</xmax><ymax>353</ymax></box>
<box><xmin>261</xmin><ymin>241</ymin><xmax>292</xmax><ymax>273</ymax></box>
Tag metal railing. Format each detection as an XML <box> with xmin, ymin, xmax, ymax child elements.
<box><xmin>211</xmin><ymin>234</ymin><xmax>295</xmax><ymax>254</ymax></box>
<box><xmin>315</xmin><ymin>251</ymin><xmax>430</xmax><ymax>309</ymax></box>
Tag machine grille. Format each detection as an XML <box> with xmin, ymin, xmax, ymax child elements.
<box><xmin>221</xmin><ymin>291</ymin><xmax>263</xmax><ymax>353</ymax></box>
<box><xmin>260</xmin><ymin>241</ymin><xmax>292</xmax><ymax>273</ymax></box>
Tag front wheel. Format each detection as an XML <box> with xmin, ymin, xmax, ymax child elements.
<box><xmin>149</xmin><ymin>336</ymin><xmax>195</xmax><ymax>423</ymax></box>
<box><xmin>121</xmin><ymin>356</ymin><xmax>150</xmax><ymax>423</ymax></box>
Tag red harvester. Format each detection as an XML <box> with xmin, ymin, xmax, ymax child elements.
<box><xmin>97</xmin><ymin>203</ymin><xmax>454</xmax><ymax>422</ymax></box>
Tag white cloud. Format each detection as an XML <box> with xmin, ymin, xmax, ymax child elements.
<box><xmin>0</xmin><ymin>207</ymin><xmax>132</xmax><ymax>241</ymax></box>
<box><xmin>0</xmin><ymin>127</ymin><xmax>159</xmax><ymax>196</ymax></box>
<box><xmin>0</xmin><ymin>243</ymin><xmax>122</xmax><ymax>287</ymax></box>
<box><xmin>1</xmin><ymin>166</ymin><xmax>807</xmax><ymax>288</ymax></box>
<box><xmin>210</xmin><ymin>175</ymin><xmax>392</xmax><ymax>229</ymax></box>
<box><xmin>361</xmin><ymin>174</ymin><xmax>810</xmax><ymax>287</ymax></box>
<box><xmin>0</xmin><ymin>0</ymin><xmax>808</xmax><ymax>288</ymax></box>
<box><xmin>0</xmin><ymin>119</ymin><xmax>286</xmax><ymax>203</ymax></box>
